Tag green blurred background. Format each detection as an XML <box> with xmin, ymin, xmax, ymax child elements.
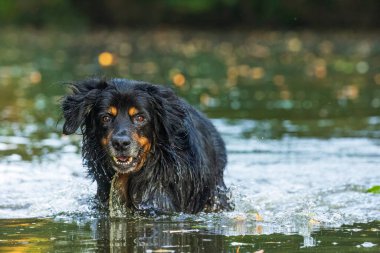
<box><xmin>1</xmin><ymin>3</ymin><xmax>380</xmax><ymax>251</ymax></box>
<box><xmin>1</xmin><ymin>0</ymin><xmax>380</xmax><ymax>29</ymax></box>
<box><xmin>1</xmin><ymin>0</ymin><xmax>380</xmax><ymax>135</ymax></box>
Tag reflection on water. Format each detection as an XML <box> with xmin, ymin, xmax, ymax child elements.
<box><xmin>0</xmin><ymin>217</ymin><xmax>379</xmax><ymax>252</ymax></box>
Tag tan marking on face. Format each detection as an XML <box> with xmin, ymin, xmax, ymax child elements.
<box><xmin>101</xmin><ymin>130</ymin><xmax>113</xmax><ymax>147</ymax></box>
<box><xmin>108</xmin><ymin>106</ymin><xmax>118</xmax><ymax>116</ymax></box>
<box><xmin>132</xmin><ymin>132</ymin><xmax>151</xmax><ymax>171</ymax></box>
<box><xmin>128</xmin><ymin>107</ymin><xmax>138</xmax><ymax>117</ymax></box>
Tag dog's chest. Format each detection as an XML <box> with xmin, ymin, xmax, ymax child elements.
<box><xmin>109</xmin><ymin>173</ymin><xmax>129</xmax><ymax>217</ymax></box>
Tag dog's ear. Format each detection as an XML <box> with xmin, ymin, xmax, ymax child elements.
<box><xmin>61</xmin><ymin>79</ymin><xmax>108</xmax><ymax>135</ymax></box>
<box><xmin>147</xmin><ymin>85</ymin><xmax>187</xmax><ymax>146</ymax></box>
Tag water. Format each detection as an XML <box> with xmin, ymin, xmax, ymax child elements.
<box><xmin>1</xmin><ymin>118</ymin><xmax>380</xmax><ymax>252</ymax></box>
<box><xmin>0</xmin><ymin>218</ymin><xmax>379</xmax><ymax>252</ymax></box>
<box><xmin>1</xmin><ymin>29</ymin><xmax>380</xmax><ymax>252</ymax></box>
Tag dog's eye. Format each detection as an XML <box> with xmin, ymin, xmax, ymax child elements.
<box><xmin>102</xmin><ymin>115</ymin><xmax>112</xmax><ymax>123</ymax></box>
<box><xmin>133</xmin><ymin>115</ymin><xmax>145</xmax><ymax>124</ymax></box>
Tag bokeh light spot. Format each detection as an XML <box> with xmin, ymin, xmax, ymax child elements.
<box><xmin>287</xmin><ymin>38</ymin><xmax>302</xmax><ymax>52</ymax></box>
<box><xmin>314</xmin><ymin>59</ymin><xmax>327</xmax><ymax>79</ymax></box>
<box><xmin>273</xmin><ymin>75</ymin><xmax>285</xmax><ymax>86</ymax></box>
<box><xmin>374</xmin><ymin>74</ymin><xmax>380</xmax><ymax>85</ymax></box>
<box><xmin>356</xmin><ymin>61</ymin><xmax>369</xmax><ymax>74</ymax></box>
<box><xmin>280</xmin><ymin>90</ymin><xmax>291</xmax><ymax>100</ymax></box>
<box><xmin>29</xmin><ymin>71</ymin><xmax>42</xmax><ymax>84</ymax></box>
<box><xmin>172</xmin><ymin>73</ymin><xmax>186</xmax><ymax>87</ymax></box>
<box><xmin>251</xmin><ymin>67</ymin><xmax>265</xmax><ymax>80</ymax></box>
<box><xmin>98</xmin><ymin>52</ymin><xmax>115</xmax><ymax>67</ymax></box>
<box><xmin>337</xmin><ymin>85</ymin><xmax>359</xmax><ymax>100</ymax></box>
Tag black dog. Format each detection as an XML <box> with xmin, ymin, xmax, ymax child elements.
<box><xmin>62</xmin><ymin>78</ymin><xmax>233</xmax><ymax>214</ymax></box>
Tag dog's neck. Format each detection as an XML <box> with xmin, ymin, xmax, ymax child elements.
<box><xmin>109</xmin><ymin>172</ymin><xmax>129</xmax><ymax>217</ymax></box>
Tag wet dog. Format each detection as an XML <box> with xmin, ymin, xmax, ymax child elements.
<box><xmin>61</xmin><ymin>78</ymin><xmax>233</xmax><ymax>215</ymax></box>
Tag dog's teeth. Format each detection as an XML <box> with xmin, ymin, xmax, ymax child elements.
<box><xmin>113</xmin><ymin>156</ymin><xmax>135</xmax><ymax>166</ymax></box>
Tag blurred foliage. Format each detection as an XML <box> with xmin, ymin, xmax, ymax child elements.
<box><xmin>1</xmin><ymin>29</ymin><xmax>380</xmax><ymax>126</ymax></box>
<box><xmin>0</xmin><ymin>0</ymin><xmax>86</xmax><ymax>28</ymax></box>
<box><xmin>1</xmin><ymin>0</ymin><xmax>380</xmax><ymax>29</ymax></box>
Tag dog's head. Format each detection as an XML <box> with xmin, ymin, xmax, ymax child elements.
<box><xmin>61</xmin><ymin>78</ymin><xmax>185</xmax><ymax>175</ymax></box>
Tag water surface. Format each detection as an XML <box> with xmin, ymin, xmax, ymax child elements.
<box><xmin>1</xmin><ymin>29</ymin><xmax>380</xmax><ymax>252</ymax></box>
<box><xmin>1</xmin><ymin>118</ymin><xmax>380</xmax><ymax>252</ymax></box>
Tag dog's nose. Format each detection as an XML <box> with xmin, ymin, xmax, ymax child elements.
<box><xmin>111</xmin><ymin>136</ymin><xmax>131</xmax><ymax>151</ymax></box>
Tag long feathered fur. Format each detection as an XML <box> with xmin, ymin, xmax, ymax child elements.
<box><xmin>61</xmin><ymin>78</ymin><xmax>233</xmax><ymax>214</ymax></box>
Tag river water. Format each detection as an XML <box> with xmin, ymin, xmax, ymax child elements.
<box><xmin>1</xmin><ymin>29</ymin><xmax>380</xmax><ymax>252</ymax></box>
<box><xmin>1</xmin><ymin>118</ymin><xmax>379</xmax><ymax>252</ymax></box>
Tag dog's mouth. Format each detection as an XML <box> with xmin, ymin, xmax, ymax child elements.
<box><xmin>113</xmin><ymin>155</ymin><xmax>134</xmax><ymax>164</ymax></box>
<box><xmin>111</xmin><ymin>154</ymin><xmax>141</xmax><ymax>174</ymax></box>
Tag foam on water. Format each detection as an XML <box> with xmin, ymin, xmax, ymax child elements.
<box><xmin>0</xmin><ymin>153</ymin><xmax>95</xmax><ymax>218</ymax></box>
<box><xmin>0</xmin><ymin>119</ymin><xmax>379</xmax><ymax>236</ymax></box>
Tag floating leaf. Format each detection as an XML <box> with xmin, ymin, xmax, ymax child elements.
<box><xmin>366</xmin><ymin>186</ymin><xmax>380</xmax><ymax>194</ymax></box>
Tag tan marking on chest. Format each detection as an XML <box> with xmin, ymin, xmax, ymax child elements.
<box><xmin>109</xmin><ymin>173</ymin><xmax>129</xmax><ymax>217</ymax></box>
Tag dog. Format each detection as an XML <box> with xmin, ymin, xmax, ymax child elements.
<box><xmin>61</xmin><ymin>78</ymin><xmax>233</xmax><ymax>215</ymax></box>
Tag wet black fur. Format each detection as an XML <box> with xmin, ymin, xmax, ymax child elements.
<box><xmin>61</xmin><ymin>78</ymin><xmax>233</xmax><ymax>214</ymax></box>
